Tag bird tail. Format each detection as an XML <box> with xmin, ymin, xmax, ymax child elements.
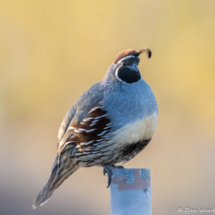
<box><xmin>32</xmin><ymin>156</ymin><xmax>79</xmax><ymax>209</ymax></box>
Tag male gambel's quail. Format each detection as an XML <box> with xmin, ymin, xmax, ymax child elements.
<box><xmin>33</xmin><ymin>48</ymin><xmax>158</xmax><ymax>208</ymax></box>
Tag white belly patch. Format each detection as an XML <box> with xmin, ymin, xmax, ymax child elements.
<box><xmin>108</xmin><ymin>113</ymin><xmax>158</xmax><ymax>149</ymax></box>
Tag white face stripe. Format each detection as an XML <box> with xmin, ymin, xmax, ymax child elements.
<box><xmin>115</xmin><ymin>65</ymin><xmax>124</xmax><ymax>83</ymax></box>
<box><xmin>115</xmin><ymin>55</ymin><xmax>140</xmax><ymax>64</ymax></box>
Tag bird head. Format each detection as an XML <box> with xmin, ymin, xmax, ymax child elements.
<box><xmin>112</xmin><ymin>48</ymin><xmax>151</xmax><ymax>84</ymax></box>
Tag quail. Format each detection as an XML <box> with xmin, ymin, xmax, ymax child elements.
<box><xmin>33</xmin><ymin>48</ymin><xmax>158</xmax><ymax>208</ymax></box>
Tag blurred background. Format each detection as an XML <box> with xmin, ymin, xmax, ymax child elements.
<box><xmin>1</xmin><ymin>0</ymin><xmax>215</xmax><ymax>214</ymax></box>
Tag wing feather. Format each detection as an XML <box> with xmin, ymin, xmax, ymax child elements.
<box><xmin>57</xmin><ymin>81</ymin><xmax>103</xmax><ymax>147</ymax></box>
<box><xmin>57</xmin><ymin>103</ymin><xmax>112</xmax><ymax>163</ymax></box>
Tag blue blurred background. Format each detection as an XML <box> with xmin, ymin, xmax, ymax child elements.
<box><xmin>1</xmin><ymin>1</ymin><xmax>215</xmax><ymax>214</ymax></box>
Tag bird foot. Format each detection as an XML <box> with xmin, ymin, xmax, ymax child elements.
<box><xmin>102</xmin><ymin>164</ymin><xmax>124</xmax><ymax>188</ymax></box>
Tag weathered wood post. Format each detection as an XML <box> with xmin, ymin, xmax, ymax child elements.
<box><xmin>110</xmin><ymin>168</ymin><xmax>151</xmax><ymax>215</ymax></box>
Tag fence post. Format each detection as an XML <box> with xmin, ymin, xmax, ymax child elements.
<box><xmin>110</xmin><ymin>168</ymin><xmax>151</xmax><ymax>215</ymax></box>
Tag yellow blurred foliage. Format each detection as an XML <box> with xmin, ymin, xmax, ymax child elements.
<box><xmin>0</xmin><ymin>1</ymin><xmax>215</xmax><ymax>214</ymax></box>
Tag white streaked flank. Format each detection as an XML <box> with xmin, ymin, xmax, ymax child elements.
<box><xmin>83</xmin><ymin>117</ymin><xmax>94</xmax><ymax>122</ymax></box>
<box><xmin>104</xmin><ymin>126</ymin><xmax>110</xmax><ymax>130</ymax></box>
<box><xmin>83</xmin><ymin>152</ymin><xmax>90</xmax><ymax>155</ymax></box>
<box><xmin>90</xmin><ymin>119</ymin><xmax>99</xmax><ymax>126</ymax></box>
<box><xmin>74</xmin><ymin>129</ymin><xmax>81</xmax><ymax>133</ymax></box>
<box><xmin>97</xmin><ymin>130</ymin><xmax>108</xmax><ymax>136</ymax></box>
<box><xmin>89</xmin><ymin>106</ymin><xmax>100</xmax><ymax>113</ymax></box>
<box><xmin>64</xmin><ymin>141</ymin><xmax>75</xmax><ymax>146</ymax></box>
<box><xmin>86</xmin><ymin>129</ymin><xmax>96</xmax><ymax>133</ymax></box>
<box><xmin>95</xmin><ymin>114</ymin><xmax>108</xmax><ymax>119</ymax></box>
<box><xmin>78</xmin><ymin>128</ymin><xmax>87</xmax><ymax>132</ymax></box>
<box><xmin>80</xmin><ymin>140</ymin><xmax>94</xmax><ymax>146</ymax></box>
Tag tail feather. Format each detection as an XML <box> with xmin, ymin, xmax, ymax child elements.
<box><xmin>33</xmin><ymin>157</ymin><xmax>79</xmax><ymax>209</ymax></box>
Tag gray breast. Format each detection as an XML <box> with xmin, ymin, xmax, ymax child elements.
<box><xmin>102</xmin><ymin>79</ymin><xmax>158</xmax><ymax>131</ymax></box>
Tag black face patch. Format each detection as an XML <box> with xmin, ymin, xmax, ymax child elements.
<box><xmin>117</xmin><ymin>66</ymin><xmax>141</xmax><ymax>84</ymax></box>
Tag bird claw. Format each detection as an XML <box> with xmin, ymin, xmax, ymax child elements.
<box><xmin>115</xmin><ymin>165</ymin><xmax>124</xmax><ymax>169</ymax></box>
<box><xmin>102</xmin><ymin>164</ymin><xmax>124</xmax><ymax>188</ymax></box>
